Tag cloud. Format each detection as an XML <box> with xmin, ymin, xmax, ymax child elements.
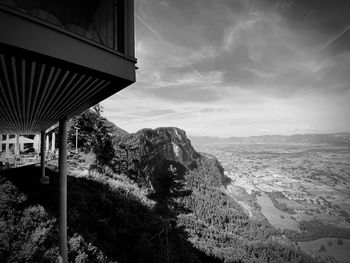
<box><xmin>314</xmin><ymin>25</ymin><xmax>350</xmax><ymax>54</ymax></box>
<box><xmin>101</xmin><ymin>0</ymin><xmax>350</xmax><ymax>137</ymax></box>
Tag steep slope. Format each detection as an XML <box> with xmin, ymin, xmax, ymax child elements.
<box><xmin>112</xmin><ymin>126</ymin><xmax>319</xmax><ymax>263</ymax></box>
<box><xmin>0</xmin><ymin>113</ymin><xmax>321</xmax><ymax>262</ymax></box>
<box><xmin>0</xmin><ymin>161</ymin><xmax>200</xmax><ymax>263</ymax></box>
<box><xmin>113</xmin><ymin>127</ymin><xmax>229</xmax><ymax>189</ymax></box>
<box><xmin>101</xmin><ymin>119</ymin><xmax>129</xmax><ymax>137</ymax></box>
<box><xmin>111</xmin><ymin>126</ymin><xmax>318</xmax><ymax>262</ymax></box>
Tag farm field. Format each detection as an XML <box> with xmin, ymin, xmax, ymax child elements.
<box><xmin>193</xmin><ymin>142</ymin><xmax>350</xmax><ymax>262</ymax></box>
<box><xmin>298</xmin><ymin>238</ymin><xmax>350</xmax><ymax>263</ymax></box>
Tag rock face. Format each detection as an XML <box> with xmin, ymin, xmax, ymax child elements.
<box><xmin>134</xmin><ymin>127</ymin><xmax>200</xmax><ymax>167</ymax></box>
<box><xmin>114</xmin><ymin>127</ymin><xmax>223</xmax><ymax>191</ymax></box>
<box><xmin>114</xmin><ymin>127</ymin><xmax>202</xmax><ymax>188</ymax></box>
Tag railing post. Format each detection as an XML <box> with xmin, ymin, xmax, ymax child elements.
<box><xmin>58</xmin><ymin>118</ymin><xmax>68</xmax><ymax>263</ymax></box>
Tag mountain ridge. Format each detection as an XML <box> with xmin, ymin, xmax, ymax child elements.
<box><xmin>189</xmin><ymin>132</ymin><xmax>350</xmax><ymax>146</ymax></box>
<box><xmin>112</xmin><ymin>126</ymin><xmax>230</xmax><ymax>189</ymax></box>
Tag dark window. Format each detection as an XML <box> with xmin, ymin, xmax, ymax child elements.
<box><xmin>7</xmin><ymin>0</ymin><xmax>125</xmax><ymax>52</ymax></box>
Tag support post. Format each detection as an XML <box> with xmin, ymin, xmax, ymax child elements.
<box><xmin>46</xmin><ymin>135</ymin><xmax>49</xmax><ymax>152</ymax></box>
<box><xmin>40</xmin><ymin>131</ymin><xmax>49</xmax><ymax>184</ymax></box>
<box><xmin>51</xmin><ymin>132</ymin><xmax>56</xmax><ymax>153</ymax></box>
<box><xmin>75</xmin><ymin>128</ymin><xmax>78</xmax><ymax>154</ymax></box>
<box><xmin>15</xmin><ymin>134</ymin><xmax>19</xmax><ymax>156</ymax></box>
<box><xmin>58</xmin><ymin>118</ymin><xmax>68</xmax><ymax>263</ymax></box>
<box><xmin>5</xmin><ymin>134</ymin><xmax>9</xmax><ymax>153</ymax></box>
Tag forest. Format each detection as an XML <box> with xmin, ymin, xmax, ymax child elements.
<box><xmin>178</xmin><ymin>159</ymin><xmax>318</xmax><ymax>263</ymax></box>
<box><xmin>0</xmin><ymin>107</ymin><xmax>321</xmax><ymax>262</ymax></box>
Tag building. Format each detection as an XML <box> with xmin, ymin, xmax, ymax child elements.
<box><xmin>0</xmin><ymin>133</ymin><xmax>40</xmax><ymax>154</ymax></box>
<box><xmin>0</xmin><ymin>132</ymin><xmax>57</xmax><ymax>155</ymax></box>
<box><xmin>0</xmin><ymin>0</ymin><xmax>136</xmax><ymax>262</ymax></box>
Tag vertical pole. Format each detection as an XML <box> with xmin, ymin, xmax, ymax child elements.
<box><xmin>40</xmin><ymin>131</ymin><xmax>49</xmax><ymax>184</ymax></box>
<box><xmin>46</xmin><ymin>135</ymin><xmax>49</xmax><ymax>152</ymax></box>
<box><xmin>75</xmin><ymin>128</ymin><xmax>78</xmax><ymax>154</ymax></box>
<box><xmin>15</xmin><ymin>133</ymin><xmax>19</xmax><ymax>156</ymax></box>
<box><xmin>58</xmin><ymin>118</ymin><xmax>68</xmax><ymax>263</ymax></box>
<box><xmin>5</xmin><ymin>134</ymin><xmax>9</xmax><ymax>153</ymax></box>
<box><xmin>41</xmin><ymin>131</ymin><xmax>46</xmax><ymax>177</ymax></box>
<box><xmin>126</xmin><ymin>147</ymin><xmax>129</xmax><ymax>171</ymax></box>
<box><xmin>51</xmin><ymin>132</ymin><xmax>56</xmax><ymax>153</ymax></box>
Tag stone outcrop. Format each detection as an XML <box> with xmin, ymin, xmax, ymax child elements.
<box><xmin>113</xmin><ymin>127</ymin><xmax>201</xmax><ymax>188</ymax></box>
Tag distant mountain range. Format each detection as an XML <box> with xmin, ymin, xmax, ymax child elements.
<box><xmin>189</xmin><ymin>132</ymin><xmax>350</xmax><ymax>146</ymax></box>
<box><xmin>103</xmin><ymin>120</ymin><xmax>350</xmax><ymax>147</ymax></box>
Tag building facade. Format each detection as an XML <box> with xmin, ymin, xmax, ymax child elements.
<box><xmin>0</xmin><ymin>1</ymin><xmax>136</xmax><ymax>262</ymax></box>
<box><xmin>0</xmin><ymin>0</ymin><xmax>136</xmax><ymax>133</ymax></box>
<box><xmin>0</xmin><ymin>133</ymin><xmax>40</xmax><ymax>153</ymax></box>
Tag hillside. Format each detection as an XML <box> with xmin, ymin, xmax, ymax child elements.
<box><xmin>190</xmin><ymin>133</ymin><xmax>350</xmax><ymax>147</ymax></box>
<box><xmin>113</xmin><ymin>127</ymin><xmax>229</xmax><ymax>188</ymax></box>
<box><xmin>0</xmin><ymin>158</ymin><xmax>200</xmax><ymax>263</ymax></box>
<box><xmin>101</xmin><ymin>119</ymin><xmax>129</xmax><ymax>137</ymax></box>
<box><xmin>0</xmin><ymin>109</ymin><xmax>320</xmax><ymax>262</ymax></box>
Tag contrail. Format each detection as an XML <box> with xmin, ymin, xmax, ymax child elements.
<box><xmin>314</xmin><ymin>25</ymin><xmax>350</xmax><ymax>54</ymax></box>
<box><xmin>135</xmin><ymin>14</ymin><xmax>164</xmax><ymax>42</ymax></box>
<box><xmin>135</xmin><ymin>14</ymin><xmax>203</xmax><ymax>78</ymax></box>
<box><xmin>190</xmin><ymin>65</ymin><xmax>203</xmax><ymax>78</ymax></box>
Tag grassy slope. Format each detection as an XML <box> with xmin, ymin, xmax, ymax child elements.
<box><xmin>0</xmin><ymin>153</ymin><xmax>322</xmax><ymax>263</ymax></box>
<box><xmin>0</xmin><ymin>156</ymin><xmax>198</xmax><ymax>263</ymax></box>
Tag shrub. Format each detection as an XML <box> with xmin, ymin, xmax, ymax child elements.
<box><xmin>319</xmin><ymin>244</ymin><xmax>326</xmax><ymax>252</ymax></box>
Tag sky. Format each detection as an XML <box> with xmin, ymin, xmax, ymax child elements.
<box><xmin>101</xmin><ymin>0</ymin><xmax>350</xmax><ymax>137</ymax></box>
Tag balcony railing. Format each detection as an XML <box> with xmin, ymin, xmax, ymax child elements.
<box><xmin>0</xmin><ymin>0</ymin><xmax>125</xmax><ymax>53</ymax></box>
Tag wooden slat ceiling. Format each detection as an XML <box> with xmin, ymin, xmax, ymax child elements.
<box><xmin>0</xmin><ymin>47</ymin><xmax>115</xmax><ymax>133</ymax></box>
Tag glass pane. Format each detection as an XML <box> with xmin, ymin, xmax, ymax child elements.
<box><xmin>5</xmin><ymin>0</ymin><xmax>124</xmax><ymax>52</ymax></box>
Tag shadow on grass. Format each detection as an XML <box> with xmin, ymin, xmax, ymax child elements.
<box><xmin>0</xmin><ymin>165</ymin><xmax>215</xmax><ymax>263</ymax></box>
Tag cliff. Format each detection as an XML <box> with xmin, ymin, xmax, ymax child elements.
<box><xmin>113</xmin><ymin>127</ymin><xmax>228</xmax><ymax>189</ymax></box>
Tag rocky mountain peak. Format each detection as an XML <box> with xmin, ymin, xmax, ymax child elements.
<box><xmin>135</xmin><ymin>127</ymin><xmax>200</xmax><ymax>166</ymax></box>
<box><xmin>113</xmin><ymin>127</ymin><xmax>201</xmax><ymax>188</ymax></box>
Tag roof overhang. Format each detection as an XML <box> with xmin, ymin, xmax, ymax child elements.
<box><xmin>0</xmin><ymin>7</ymin><xmax>136</xmax><ymax>134</ymax></box>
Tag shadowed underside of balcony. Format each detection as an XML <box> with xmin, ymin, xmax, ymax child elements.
<box><xmin>0</xmin><ymin>43</ymin><xmax>132</xmax><ymax>133</ymax></box>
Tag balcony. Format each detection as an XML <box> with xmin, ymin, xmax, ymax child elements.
<box><xmin>0</xmin><ymin>1</ymin><xmax>136</xmax><ymax>262</ymax></box>
<box><xmin>0</xmin><ymin>0</ymin><xmax>132</xmax><ymax>54</ymax></box>
<box><xmin>0</xmin><ymin>0</ymin><xmax>136</xmax><ymax>133</ymax></box>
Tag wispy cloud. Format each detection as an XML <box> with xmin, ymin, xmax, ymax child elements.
<box><xmin>101</xmin><ymin>0</ymin><xmax>350</xmax><ymax>137</ymax></box>
<box><xmin>135</xmin><ymin>14</ymin><xmax>164</xmax><ymax>42</ymax></box>
<box><xmin>314</xmin><ymin>25</ymin><xmax>350</xmax><ymax>54</ymax></box>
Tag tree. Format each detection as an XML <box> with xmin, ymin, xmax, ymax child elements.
<box><xmin>68</xmin><ymin>104</ymin><xmax>115</xmax><ymax>172</ymax></box>
<box><xmin>148</xmin><ymin>160</ymin><xmax>193</xmax><ymax>263</ymax></box>
<box><xmin>149</xmin><ymin>161</ymin><xmax>191</xmax><ymax>218</ymax></box>
<box><xmin>68</xmin><ymin>106</ymin><xmax>102</xmax><ymax>153</ymax></box>
<box><xmin>319</xmin><ymin>244</ymin><xmax>326</xmax><ymax>252</ymax></box>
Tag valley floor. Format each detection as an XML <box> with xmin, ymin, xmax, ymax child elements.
<box><xmin>194</xmin><ymin>143</ymin><xmax>350</xmax><ymax>263</ymax></box>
